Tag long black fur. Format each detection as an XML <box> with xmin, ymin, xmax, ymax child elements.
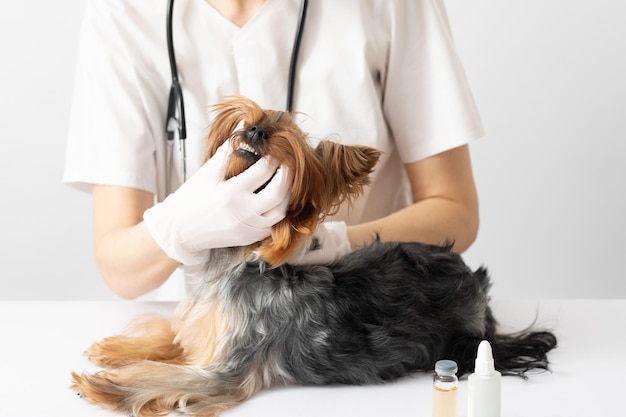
<box><xmin>219</xmin><ymin>239</ymin><xmax>557</xmax><ymax>384</ymax></box>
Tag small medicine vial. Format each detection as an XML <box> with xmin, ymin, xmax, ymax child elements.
<box><xmin>432</xmin><ymin>359</ymin><xmax>458</xmax><ymax>417</ymax></box>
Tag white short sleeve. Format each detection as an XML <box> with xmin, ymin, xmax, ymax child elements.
<box><xmin>383</xmin><ymin>0</ymin><xmax>484</xmax><ymax>163</ymax></box>
<box><xmin>63</xmin><ymin>0</ymin><xmax>167</xmax><ymax>195</ymax></box>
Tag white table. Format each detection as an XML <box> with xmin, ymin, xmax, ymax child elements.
<box><xmin>0</xmin><ymin>300</ymin><xmax>623</xmax><ymax>416</ymax></box>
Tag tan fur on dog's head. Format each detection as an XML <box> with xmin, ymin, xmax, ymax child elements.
<box><xmin>204</xmin><ymin>97</ymin><xmax>381</xmax><ymax>266</ymax></box>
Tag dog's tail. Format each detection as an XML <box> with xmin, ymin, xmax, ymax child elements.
<box><xmin>446</xmin><ymin>327</ymin><xmax>557</xmax><ymax>378</ymax></box>
<box><xmin>444</xmin><ymin>266</ymin><xmax>557</xmax><ymax>378</ymax></box>
<box><xmin>485</xmin><ymin>330</ymin><xmax>557</xmax><ymax>378</ymax></box>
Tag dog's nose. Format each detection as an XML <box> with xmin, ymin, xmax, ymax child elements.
<box><xmin>246</xmin><ymin>125</ymin><xmax>268</xmax><ymax>144</ymax></box>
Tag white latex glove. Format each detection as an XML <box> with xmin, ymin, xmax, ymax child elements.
<box><xmin>143</xmin><ymin>142</ymin><xmax>291</xmax><ymax>265</ymax></box>
<box><xmin>289</xmin><ymin>221</ymin><xmax>352</xmax><ymax>265</ymax></box>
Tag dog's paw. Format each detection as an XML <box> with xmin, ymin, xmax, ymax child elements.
<box><xmin>84</xmin><ymin>342</ymin><xmax>106</xmax><ymax>366</ymax></box>
<box><xmin>70</xmin><ymin>371</ymin><xmax>135</xmax><ymax>414</ymax></box>
<box><xmin>84</xmin><ymin>340</ymin><xmax>129</xmax><ymax>368</ymax></box>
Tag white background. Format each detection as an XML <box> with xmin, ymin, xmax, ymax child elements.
<box><xmin>0</xmin><ymin>1</ymin><xmax>624</xmax><ymax>300</ymax></box>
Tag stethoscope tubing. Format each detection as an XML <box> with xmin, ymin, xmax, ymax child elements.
<box><xmin>166</xmin><ymin>0</ymin><xmax>187</xmax><ymax>189</ymax></box>
<box><xmin>286</xmin><ymin>0</ymin><xmax>308</xmax><ymax>113</ymax></box>
<box><xmin>166</xmin><ymin>0</ymin><xmax>186</xmax><ymax>142</ymax></box>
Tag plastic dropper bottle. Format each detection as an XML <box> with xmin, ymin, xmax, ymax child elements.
<box><xmin>432</xmin><ymin>359</ymin><xmax>458</xmax><ymax>417</ymax></box>
<box><xmin>467</xmin><ymin>340</ymin><xmax>501</xmax><ymax>417</ymax></box>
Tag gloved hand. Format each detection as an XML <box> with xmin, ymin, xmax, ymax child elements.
<box><xmin>288</xmin><ymin>221</ymin><xmax>352</xmax><ymax>265</ymax></box>
<box><xmin>143</xmin><ymin>142</ymin><xmax>292</xmax><ymax>265</ymax></box>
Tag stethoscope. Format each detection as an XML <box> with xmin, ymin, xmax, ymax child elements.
<box><xmin>165</xmin><ymin>0</ymin><xmax>309</xmax><ymax>193</ymax></box>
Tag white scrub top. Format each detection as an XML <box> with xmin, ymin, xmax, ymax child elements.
<box><xmin>64</xmin><ymin>0</ymin><xmax>484</xmax><ymax>298</ymax></box>
<box><xmin>64</xmin><ymin>0</ymin><xmax>483</xmax><ymax>218</ymax></box>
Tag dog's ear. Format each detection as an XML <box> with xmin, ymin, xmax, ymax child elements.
<box><xmin>315</xmin><ymin>141</ymin><xmax>382</xmax><ymax>215</ymax></box>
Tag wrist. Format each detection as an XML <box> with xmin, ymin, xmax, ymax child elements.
<box><xmin>325</xmin><ymin>221</ymin><xmax>351</xmax><ymax>253</ymax></box>
<box><xmin>288</xmin><ymin>220</ymin><xmax>351</xmax><ymax>265</ymax></box>
<box><xmin>142</xmin><ymin>203</ymin><xmax>207</xmax><ymax>266</ymax></box>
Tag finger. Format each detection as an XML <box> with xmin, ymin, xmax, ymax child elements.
<box><xmin>213</xmin><ymin>140</ymin><xmax>233</xmax><ymax>158</ymax></box>
<box><xmin>229</xmin><ymin>156</ymin><xmax>281</xmax><ymax>191</ymax></box>
<box><xmin>260</xmin><ymin>193</ymin><xmax>290</xmax><ymax>224</ymax></box>
<box><xmin>193</xmin><ymin>141</ymin><xmax>232</xmax><ymax>182</ymax></box>
<box><xmin>233</xmin><ymin>166</ymin><xmax>291</xmax><ymax>229</ymax></box>
<box><xmin>254</xmin><ymin>165</ymin><xmax>293</xmax><ymax>213</ymax></box>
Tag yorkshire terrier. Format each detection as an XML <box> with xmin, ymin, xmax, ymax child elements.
<box><xmin>71</xmin><ymin>97</ymin><xmax>557</xmax><ymax>417</ymax></box>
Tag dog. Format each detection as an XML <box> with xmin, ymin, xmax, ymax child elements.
<box><xmin>71</xmin><ymin>97</ymin><xmax>557</xmax><ymax>417</ymax></box>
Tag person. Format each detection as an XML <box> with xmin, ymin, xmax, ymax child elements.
<box><xmin>64</xmin><ymin>0</ymin><xmax>484</xmax><ymax>300</ymax></box>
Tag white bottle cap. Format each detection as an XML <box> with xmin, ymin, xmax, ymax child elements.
<box><xmin>474</xmin><ymin>340</ymin><xmax>496</xmax><ymax>375</ymax></box>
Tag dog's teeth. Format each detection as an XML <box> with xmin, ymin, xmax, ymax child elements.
<box><xmin>237</xmin><ymin>143</ymin><xmax>259</xmax><ymax>155</ymax></box>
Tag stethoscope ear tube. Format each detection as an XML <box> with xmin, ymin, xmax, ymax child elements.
<box><xmin>286</xmin><ymin>0</ymin><xmax>308</xmax><ymax>113</ymax></box>
<box><xmin>166</xmin><ymin>0</ymin><xmax>186</xmax><ymax>142</ymax></box>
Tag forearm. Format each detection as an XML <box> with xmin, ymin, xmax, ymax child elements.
<box><xmin>92</xmin><ymin>185</ymin><xmax>180</xmax><ymax>299</ymax></box>
<box><xmin>348</xmin><ymin>145</ymin><xmax>479</xmax><ymax>253</ymax></box>
<box><xmin>348</xmin><ymin>196</ymin><xmax>479</xmax><ymax>253</ymax></box>
<box><xmin>94</xmin><ymin>222</ymin><xmax>179</xmax><ymax>299</ymax></box>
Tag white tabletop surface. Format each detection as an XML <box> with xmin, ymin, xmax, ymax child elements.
<box><xmin>0</xmin><ymin>299</ymin><xmax>624</xmax><ymax>416</ymax></box>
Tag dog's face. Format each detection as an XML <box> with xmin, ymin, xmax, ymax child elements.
<box><xmin>204</xmin><ymin>97</ymin><xmax>381</xmax><ymax>266</ymax></box>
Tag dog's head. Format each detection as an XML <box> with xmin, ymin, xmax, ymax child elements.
<box><xmin>204</xmin><ymin>97</ymin><xmax>381</xmax><ymax>266</ymax></box>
